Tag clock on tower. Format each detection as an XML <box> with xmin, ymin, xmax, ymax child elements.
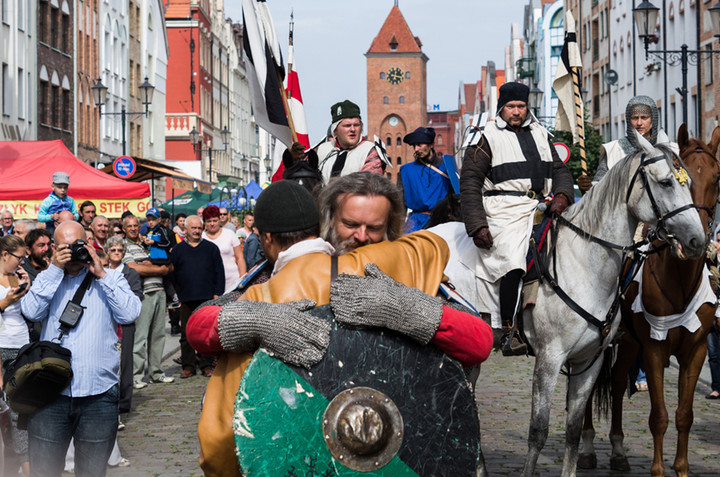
<box><xmin>386</xmin><ymin>67</ymin><xmax>404</xmax><ymax>85</ymax></box>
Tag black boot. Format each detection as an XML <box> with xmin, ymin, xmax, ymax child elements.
<box><xmin>500</xmin><ymin>325</ymin><xmax>527</xmax><ymax>356</ymax></box>
<box><xmin>500</xmin><ymin>269</ymin><xmax>526</xmax><ymax>356</ymax></box>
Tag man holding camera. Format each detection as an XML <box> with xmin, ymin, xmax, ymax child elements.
<box><xmin>20</xmin><ymin>221</ymin><xmax>141</xmax><ymax>476</ymax></box>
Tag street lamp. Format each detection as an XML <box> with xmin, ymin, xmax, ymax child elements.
<box><xmin>632</xmin><ymin>0</ymin><xmax>720</xmax><ymax>127</ymax></box>
<box><xmin>92</xmin><ymin>76</ymin><xmax>155</xmax><ymax>156</ymax></box>
<box><xmin>190</xmin><ymin>126</ymin><xmax>230</xmax><ymax>184</ymax></box>
<box><xmin>528</xmin><ymin>86</ymin><xmax>543</xmax><ymax>116</ymax></box>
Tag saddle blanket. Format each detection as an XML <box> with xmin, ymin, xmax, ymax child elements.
<box><xmin>631</xmin><ymin>262</ymin><xmax>715</xmax><ymax>341</ymax></box>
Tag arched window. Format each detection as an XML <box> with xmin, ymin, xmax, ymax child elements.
<box><xmin>383</xmin><ymin>96</ymin><xmax>388</xmax><ymax>104</ymax></box>
<box><xmin>437</xmin><ymin>135</ymin><xmax>443</xmax><ymax>145</ymax></box>
<box><xmin>386</xmin><ymin>136</ymin><xmax>391</xmax><ymax>146</ymax></box>
<box><xmin>399</xmin><ymin>96</ymin><xmax>404</xmax><ymax>104</ymax></box>
<box><xmin>396</xmin><ymin>137</ymin><xmax>401</xmax><ymax>146</ymax></box>
<box><xmin>396</xmin><ymin>157</ymin><xmax>402</xmax><ymax>165</ymax></box>
<box><xmin>380</xmin><ymin>72</ymin><xmax>385</xmax><ymax>79</ymax></box>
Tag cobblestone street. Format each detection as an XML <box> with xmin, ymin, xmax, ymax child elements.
<box><xmin>100</xmin><ymin>348</ymin><xmax>720</xmax><ymax>476</ymax></box>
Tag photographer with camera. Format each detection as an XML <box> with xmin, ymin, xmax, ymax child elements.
<box><xmin>20</xmin><ymin>221</ymin><xmax>141</xmax><ymax>477</ymax></box>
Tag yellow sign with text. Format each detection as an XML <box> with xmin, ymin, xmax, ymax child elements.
<box><xmin>0</xmin><ymin>198</ymin><xmax>152</xmax><ymax>220</ymax></box>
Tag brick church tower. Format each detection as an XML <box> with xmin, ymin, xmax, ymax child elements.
<box><xmin>366</xmin><ymin>5</ymin><xmax>428</xmax><ymax>183</ymax></box>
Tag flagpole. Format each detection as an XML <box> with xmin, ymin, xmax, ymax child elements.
<box><xmin>571</xmin><ymin>67</ymin><xmax>587</xmax><ymax>176</ymax></box>
<box><xmin>278</xmin><ymin>11</ymin><xmax>298</xmax><ymax>144</ymax></box>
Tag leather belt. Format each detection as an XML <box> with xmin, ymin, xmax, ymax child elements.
<box><xmin>484</xmin><ymin>190</ymin><xmax>543</xmax><ymax>200</ymax></box>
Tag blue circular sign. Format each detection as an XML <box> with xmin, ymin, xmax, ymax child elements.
<box><xmin>113</xmin><ymin>156</ymin><xmax>136</xmax><ymax>179</ymax></box>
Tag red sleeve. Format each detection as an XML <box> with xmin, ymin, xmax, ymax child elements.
<box><xmin>186</xmin><ymin>305</ymin><xmax>223</xmax><ymax>355</ymax></box>
<box><xmin>431</xmin><ymin>305</ymin><xmax>493</xmax><ymax>367</ymax></box>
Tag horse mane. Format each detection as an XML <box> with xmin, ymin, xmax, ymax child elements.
<box><xmin>562</xmin><ymin>144</ymin><xmax>679</xmax><ymax>237</ymax></box>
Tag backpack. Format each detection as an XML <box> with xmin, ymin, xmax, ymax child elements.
<box><xmin>3</xmin><ymin>341</ymin><xmax>73</xmax><ymax>414</ymax></box>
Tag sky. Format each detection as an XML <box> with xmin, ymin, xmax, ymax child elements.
<box><xmin>224</xmin><ymin>0</ymin><xmax>529</xmax><ymax>143</ymax></box>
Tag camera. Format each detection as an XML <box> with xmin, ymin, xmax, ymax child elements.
<box><xmin>68</xmin><ymin>240</ymin><xmax>91</xmax><ymax>263</ymax></box>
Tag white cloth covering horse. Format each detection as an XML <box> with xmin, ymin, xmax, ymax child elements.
<box><xmin>429</xmin><ymin>133</ymin><xmax>706</xmax><ymax>477</ymax></box>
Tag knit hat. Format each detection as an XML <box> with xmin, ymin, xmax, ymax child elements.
<box><xmin>254</xmin><ymin>180</ymin><xmax>319</xmax><ymax>233</ymax></box>
<box><xmin>496</xmin><ymin>82</ymin><xmax>530</xmax><ymax>114</ymax></box>
<box><xmin>330</xmin><ymin>100</ymin><xmax>361</xmax><ymax>124</ymax></box>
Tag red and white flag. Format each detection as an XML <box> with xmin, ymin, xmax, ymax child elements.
<box><xmin>271</xmin><ymin>18</ymin><xmax>310</xmax><ymax>182</ymax></box>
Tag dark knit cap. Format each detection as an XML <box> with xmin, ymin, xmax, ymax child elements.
<box><xmin>496</xmin><ymin>82</ymin><xmax>530</xmax><ymax>113</ymax></box>
<box><xmin>254</xmin><ymin>180</ymin><xmax>319</xmax><ymax>233</ymax></box>
<box><xmin>330</xmin><ymin>100</ymin><xmax>361</xmax><ymax>123</ymax></box>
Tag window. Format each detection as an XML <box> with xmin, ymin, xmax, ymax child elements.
<box><xmin>386</xmin><ymin>136</ymin><xmax>391</xmax><ymax>145</ymax></box>
<box><xmin>62</xmin><ymin>12</ymin><xmax>70</xmax><ymax>52</ymax></box>
<box><xmin>405</xmin><ymin>72</ymin><xmax>410</xmax><ymax>79</ymax></box>
<box><xmin>52</xmin><ymin>85</ymin><xmax>61</xmax><ymax>127</ymax></box>
<box><xmin>437</xmin><ymin>135</ymin><xmax>443</xmax><ymax>145</ymax></box>
<box><xmin>399</xmin><ymin>96</ymin><xmax>404</xmax><ymax>104</ymax></box>
<box><xmin>396</xmin><ymin>157</ymin><xmax>402</xmax><ymax>165</ymax></box>
<box><xmin>39</xmin><ymin>80</ymin><xmax>49</xmax><ymax>124</ymax></box>
<box><xmin>17</xmin><ymin>68</ymin><xmax>24</xmax><ymax>118</ymax></box>
<box><xmin>51</xmin><ymin>6</ymin><xmax>58</xmax><ymax>49</ymax></box>
<box><xmin>1</xmin><ymin>63</ymin><xmax>8</xmax><ymax>116</ymax></box>
<box><xmin>705</xmin><ymin>44</ymin><xmax>714</xmax><ymax>86</ymax></box>
<box><xmin>380</xmin><ymin>72</ymin><xmax>385</xmax><ymax>79</ymax></box>
<box><xmin>396</xmin><ymin>137</ymin><xmax>401</xmax><ymax>146</ymax></box>
<box><xmin>18</xmin><ymin>0</ymin><xmax>24</xmax><ymax>30</ymax></box>
<box><xmin>1</xmin><ymin>0</ymin><xmax>8</xmax><ymax>25</ymax></box>
<box><xmin>62</xmin><ymin>89</ymin><xmax>71</xmax><ymax>130</ymax></box>
<box><xmin>383</xmin><ymin>96</ymin><xmax>388</xmax><ymax>104</ymax></box>
<box><xmin>39</xmin><ymin>2</ymin><xmax>48</xmax><ymax>43</ymax></box>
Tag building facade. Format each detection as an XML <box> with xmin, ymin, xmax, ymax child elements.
<box><xmin>75</xmin><ymin>0</ymin><xmax>99</xmax><ymax>164</ymax></box>
<box><xmin>366</xmin><ymin>5</ymin><xmax>428</xmax><ymax>184</ymax></box>
<box><xmin>37</xmin><ymin>0</ymin><xmax>74</xmax><ymax>150</ymax></box>
<box><xmin>1</xmin><ymin>0</ymin><xmax>36</xmax><ymax>142</ymax></box>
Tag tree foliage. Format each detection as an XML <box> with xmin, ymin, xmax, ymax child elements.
<box><xmin>549</xmin><ymin>114</ymin><xmax>604</xmax><ymax>181</ymax></box>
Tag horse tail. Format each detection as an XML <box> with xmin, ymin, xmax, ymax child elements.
<box><xmin>593</xmin><ymin>346</ymin><xmax>613</xmax><ymax>420</ymax></box>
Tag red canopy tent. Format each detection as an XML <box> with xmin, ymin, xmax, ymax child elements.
<box><xmin>0</xmin><ymin>140</ymin><xmax>150</xmax><ymax>218</ymax></box>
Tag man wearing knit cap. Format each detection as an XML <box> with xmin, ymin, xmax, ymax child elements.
<box><xmin>398</xmin><ymin>126</ymin><xmax>452</xmax><ymax>232</ymax></box>
<box><xmin>186</xmin><ymin>178</ymin><xmax>493</xmax><ymax>476</ymax></box>
<box><xmin>460</xmin><ymin>81</ymin><xmax>574</xmax><ymax>356</ymax></box>
<box><xmin>317</xmin><ymin>100</ymin><xmax>384</xmax><ymax>182</ymax></box>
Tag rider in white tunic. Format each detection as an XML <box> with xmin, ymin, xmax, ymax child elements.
<box><xmin>459</xmin><ymin>82</ymin><xmax>574</xmax><ymax>356</ymax></box>
<box><xmin>578</xmin><ymin>95</ymin><xmax>677</xmax><ymax>192</ymax></box>
<box><xmin>317</xmin><ymin>100</ymin><xmax>383</xmax><ymax>183</ymax></box>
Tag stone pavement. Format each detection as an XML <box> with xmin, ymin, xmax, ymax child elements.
<box><xmin>93</xmin><ymin>335</ymin><xmax>720</xmax><ymax>476</ymax></box>
<box><xmin>476</xmin><ymin>352</ymin><xmax>720</xmax><ymax>476</ymax></box>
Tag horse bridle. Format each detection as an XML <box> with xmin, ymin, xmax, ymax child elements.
<box><xmin>625</xmin><ymin>153</ymin><xmax>697</xmax><ymax>241</ymax></box>
<box><xmin>531</xmin><ymin>152</ymin><xmax>698</xmax><ymax>376</ymax></box>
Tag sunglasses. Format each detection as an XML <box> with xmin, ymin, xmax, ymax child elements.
<box><xmin>219</xmin><ymin>213</ymin><xmax>228</xmax><ymax>216</ymax></box>
<box><xmin>108</xmin><ymin>248</ymin><xmax>124</xmax><ymax>253</ymax></box>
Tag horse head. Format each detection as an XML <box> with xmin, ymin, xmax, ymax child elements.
<box><xmin>626</xmin><ymin>129</ymin><xmax>706</xmax><ymax>259</ymax></box>
<box><xmin>282</xmin><ymin>147</ymin><xmax>323</xmax><ymax>196</ymax></box>
<box><xmin>677</xmin><ymin>123</ymin><xmax>720</xmax><ymax>236</ymax></box>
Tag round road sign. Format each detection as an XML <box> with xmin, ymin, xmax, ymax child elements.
<box><xmin>554</xmin><ymin>142</ymin><xmax>571</xmax><ymax>163</ymax></box>
<box><xmin>113</xmin><ymin>156</ymin><xmax>136</xmax><ymax>179</ymax></box>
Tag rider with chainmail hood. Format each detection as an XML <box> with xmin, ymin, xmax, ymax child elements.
<box><xmin>460</xmin><ymin>82</ymin><xmax>574</xmax><ymax>356</ymax></box>
<box><xmin>578</xmin><ymin>95</ymin><xmax>677</xmax><ymax>192</ymax></box>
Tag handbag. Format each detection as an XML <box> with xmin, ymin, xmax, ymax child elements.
<box><xmin>3</xmin><ymin>272</ymin><xmax>93</xmax><ymax>414</ymax></box>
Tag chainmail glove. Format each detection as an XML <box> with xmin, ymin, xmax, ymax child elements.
<box><xmin>330</xmin><ymin>263</ymin><xmax>443</xmax><ymax>345</ymax></box>
<box><xmin>217</xmin><ymin>299</ymin><xmax>330</xmax><ymax>369</ymax></box>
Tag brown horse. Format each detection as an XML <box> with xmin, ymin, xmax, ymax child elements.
<box><xmin>578</xmin><ymin>124</ymin><xmax>720</xmax><ymax>476</ymax></box>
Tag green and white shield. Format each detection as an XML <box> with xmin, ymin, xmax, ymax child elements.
<box><xmin>234</xmin><ymin>305</ymin><xmax>480</xmax><ymax>476</ymax></box>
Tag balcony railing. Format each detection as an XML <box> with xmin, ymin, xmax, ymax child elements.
<box><xmin>165</xmin><ymin>113</ymin><xmax>198</xmax><ymax>139</ymax></box>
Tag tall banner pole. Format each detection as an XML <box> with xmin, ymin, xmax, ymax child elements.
<box><xmin>571</xmin><ymin>67</ymin><xmax>587</xmax><ymax>176</ymax></box>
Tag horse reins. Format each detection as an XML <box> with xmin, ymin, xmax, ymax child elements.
<box><xmin>531</xmin><ymin>152</ymin><xmax>697</xmax><ymax>376</ymax></box>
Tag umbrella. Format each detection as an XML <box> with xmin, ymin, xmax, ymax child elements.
<box><xmin>160</xmin><ymin>189</ymin><xmax>221</xmax><ymax>216</ymax></box>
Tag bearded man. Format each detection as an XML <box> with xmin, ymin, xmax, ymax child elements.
<box><xmin>460</xmin><ymin>81</ymin><xmax>574</xmax><ymax>356</ymax></box>
<box><xmin>398</xmin><ymin>127</ymin><xmax>452</xmax><ymax>232</ymax></box>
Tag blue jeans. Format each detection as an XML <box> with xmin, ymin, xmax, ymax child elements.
<box><xmin>708</xmin><ymin>332</ymin><xmax>720</xmax><ymax>393</ymax></box>
<box><xmin>27</xmin><ymin>384</ymin><xmax>119</xmax><ymax>477</ymax></box>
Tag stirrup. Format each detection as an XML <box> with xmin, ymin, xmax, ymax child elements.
<box><xmin>501</xmin><ymin>328</ymin><xmax>527</xmax><ymax>356</ymax></box>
